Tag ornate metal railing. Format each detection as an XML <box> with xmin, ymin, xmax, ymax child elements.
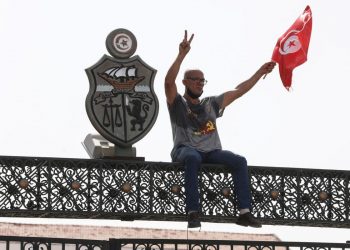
<box><xmin>110</xmin><ymin>238</ymin><xmax>350</xmax><ymax>250</ymax></box>
<box><xmin>0</xmin><ymin>155</ymin><xmax>349</xmax><ymax>227</ymax></box>
<box><xmin>0</xmin><ymin>235</ymin><xmax>108</xmax><ymax>250</ymax></box>
<box><xmin>1</xmin><ymin>236</ymin><xmax>349</xmax><ymax>250</ymax></box>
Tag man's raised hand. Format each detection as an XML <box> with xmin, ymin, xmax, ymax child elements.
<box><xmin>179</xmin><ymin>30</ymin><xmax>194</xmax><ymax>55</ymax></box>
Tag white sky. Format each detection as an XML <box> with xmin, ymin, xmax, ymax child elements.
<box><xmin>1</xmin><ymin>0</ymin><xmax>350</xmax><ymax>244</ymax></box>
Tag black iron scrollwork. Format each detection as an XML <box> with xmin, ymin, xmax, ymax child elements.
<box><xmin>0</xmin><ymin>156</ymin><xmax>350</xmax><ymax>228</ymax></box>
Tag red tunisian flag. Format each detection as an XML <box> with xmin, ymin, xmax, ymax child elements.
<box><xmin>272</xmin><ymin>5</ymin><xmax>312</xmax><ymax>90</ymax></box>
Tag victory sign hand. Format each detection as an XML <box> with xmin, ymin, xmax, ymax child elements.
<box><xmin>179</xmin><ymin>30</ymin><xmax>194</xmax><ymax>56</ymax></box>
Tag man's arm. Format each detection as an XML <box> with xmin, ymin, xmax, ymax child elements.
<box><xmin>165</xmin><ymin>30</ymin><xmax>194</xmax><ymax>105</ymax></box>
<box><xmin>221</xmin><ymin>61</ymin><xmax>276</xmax><ymax>108</ymax></box>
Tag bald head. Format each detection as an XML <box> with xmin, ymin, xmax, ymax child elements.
<box><xmin>183</xmin><ymin>69</ymin><xmax>204</xmax><ymax>79</ymax></box>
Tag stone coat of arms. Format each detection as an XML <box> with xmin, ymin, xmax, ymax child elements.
<box><xmin>85</xmin><ymin>29</ymin><xmax>158</xmax><ymax>148</ymax></box>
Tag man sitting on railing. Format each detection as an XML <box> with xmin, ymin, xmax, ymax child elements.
<box><xmin>164</xmin><ymin>30</ymin><xmax>276</xmax><ymax>228</ymax></box>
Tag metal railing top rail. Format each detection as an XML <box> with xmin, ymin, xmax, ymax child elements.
<box><xmin>1</xmin><ymin>154</ymin><xmax>349</xmax><ymax>172</ymax></box>
<box><xmin>0</xmin><ymin>235</ymin><xmax>108</xmax><ymax>244</ymax></box>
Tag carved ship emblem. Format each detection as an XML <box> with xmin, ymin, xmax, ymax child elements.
<box><xmin>97</xmin><ymin>66</ymin><xmax>145</xmax><ymax>92</ymax></box>
<box><xmin>85</xmin><ymin>54</ymin><xmax>158</xmax><ymax>147</ymax></box>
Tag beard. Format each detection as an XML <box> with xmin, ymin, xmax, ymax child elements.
<box><xmin>186</xmin><ymin>87</ymin><xmax>203</xmax><ymax>99</ymax></box>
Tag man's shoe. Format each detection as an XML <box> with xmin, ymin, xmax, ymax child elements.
<box><xmin>187</xmin><ymin>212</ymin><xmax>201</xmax><ymax>228</ymax></box>
<box><xmin>236</xmin><ymin>212</ymin><xmax>262</xmax><ymax>228</ymax></box>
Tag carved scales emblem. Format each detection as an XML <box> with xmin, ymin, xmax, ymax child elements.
<box><xmin>85</xmin><ymin>29</ymin><xmax>158</xmax><ymax>147</ymax></box>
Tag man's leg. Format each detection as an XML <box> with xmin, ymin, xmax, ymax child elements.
<box><xmin>206</xmin><ymin>149</ymin><xmax>251</xmax><ymax>209</ymax></box>
<box><xmin>206</xmin><ymin>149</ymin><xmax>261</xmax><ymax>228</ymax></box>
<box><xmin>172</xmin><ymin>146</ymin><xmax>203</xmax><ymax>228</ymax></box>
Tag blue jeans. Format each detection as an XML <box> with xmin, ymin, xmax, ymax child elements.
<box><xmin>172</xmin><ymin>146</ymin><xmax>252</xmax><ymax>212</ymax></box>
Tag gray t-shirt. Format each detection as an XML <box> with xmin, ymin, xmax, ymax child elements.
<box><xmin>168</xmin><ymin>94</ymin><xmax>225</xmax><ymax>158</ymax></box>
